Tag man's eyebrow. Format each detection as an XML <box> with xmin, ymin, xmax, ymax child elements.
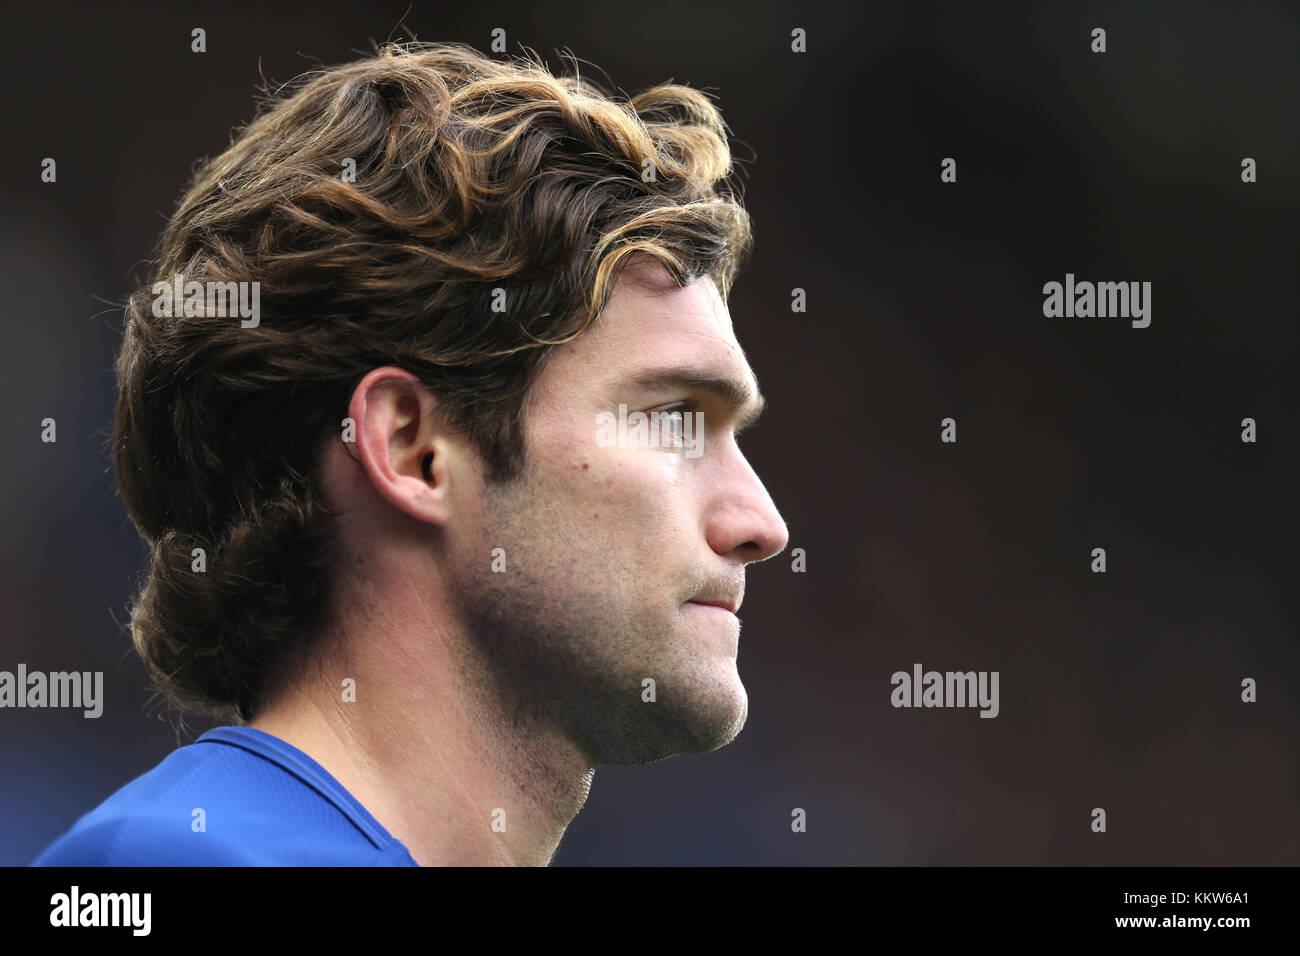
<box><xmin>620</xmin><ymin>367</ymin><xmax>767</xmax><ymax>431</ymax></box>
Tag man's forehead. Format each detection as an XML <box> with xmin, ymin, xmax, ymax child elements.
<box><xmin>610</xmin><ymin>262</ymin><xmax>733</xmax><ymax>333</ymax></box>
<box><xmin>585</xmin><ymin>266</ymin><xmax>744</xmax><ymax>376</ymax></box>
<box><xmin>526</xmin><ymin>260</ymin><xmax>760</xmax><ymax>422</ymax></box>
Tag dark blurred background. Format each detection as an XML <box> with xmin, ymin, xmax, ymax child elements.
<box><xmin>1</xmin><ymin>0</ymin><xmax>1296</xmax><ymax>865</ymax></box>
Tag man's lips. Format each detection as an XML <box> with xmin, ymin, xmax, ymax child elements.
<box><xmin>686</xmin><ymin>598</ymin><xmax>739</xmax><ymax>614</ymax></box>
<box><xmin>686</xmin><ymin>575</ymin><xmax>745</xmax><ymax>615</ymax></box>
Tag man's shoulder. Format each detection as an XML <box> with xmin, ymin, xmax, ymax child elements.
<box><xmin>32</xmin><ymin>733</ymin><xmax>278</xmax><ymax>865</ymax></box>
<box><xmin>32</xmin><ymin>810</ymin><xmax>264</xmax><ymax>866</ymax></box>
<box><xmin>31</xmin><ymin>726</ymin><xmax>417</xmax><ymax>866</ymax></box>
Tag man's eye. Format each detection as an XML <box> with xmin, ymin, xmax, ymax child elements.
<box><xmin>651</xmin><ymin>402</ymin><xmax>700</xmax><ymax>448</ymax></box>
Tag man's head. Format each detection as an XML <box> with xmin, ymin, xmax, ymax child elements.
<box><xmin>116</xmin><ymin>41</ymin><xmax>785</xmax><ymax>759</ymax></box>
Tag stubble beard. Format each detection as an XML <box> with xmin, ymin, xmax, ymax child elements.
<box><xmin>448</xmin><ymin>473</ymin><xmax>748</xmax><ymax>770</ymax></box>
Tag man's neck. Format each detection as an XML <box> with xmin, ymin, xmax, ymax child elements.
<box><xmin>248</xmin><ymin>625</ymin><xmax>595</xmax><ymax>866</ymax></box>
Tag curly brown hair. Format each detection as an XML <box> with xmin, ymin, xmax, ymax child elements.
<box><xmin>113</xmin><ymin>41</ymin><xmax>753</xmax><ymax>725</ymax></box>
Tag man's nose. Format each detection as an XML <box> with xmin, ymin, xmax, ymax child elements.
<box><xmin>706</xmin><ymin>453</ymin><xmax>789</xmax><ymax>565</ymax></box>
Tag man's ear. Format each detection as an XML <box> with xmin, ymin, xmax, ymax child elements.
<box><xmin>345</xmin><ymin>366</ymin><xmax>468</xmax><ymax>527</ymax></box>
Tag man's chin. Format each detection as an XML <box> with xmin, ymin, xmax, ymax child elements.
<box><xmin>608</xmin><ymin>673</ymin><xmax>748</xmax><ymax>765</ymax></box>
<box><xmin>687</xmin><ymin>694</ymin><xmax>748</xmax><ymax>754</ymax></box>
<box><xmin>691</xmin><ymin>672</ymin><xmax>748</xmax><ymax>751</ymax></box>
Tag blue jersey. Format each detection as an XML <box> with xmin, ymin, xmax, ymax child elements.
<box><xmin>31</xmin><ymin>726</ymin><xmax>418</xmax><ymax>866</ymax></box>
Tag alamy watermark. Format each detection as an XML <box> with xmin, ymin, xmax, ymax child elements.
<box><xmin>50</xmin><ymin>886</ymin><xmax>150</xmax><ymax>936</ymax></box>
<box><xmin>152</xmin><ymin>273</ymin><xmax>260</xmax><ymax>327</ymax></box>
<box><xmin>0</xmin><ymin>664</ymin><xmax>103</xmax><ymax>718</ymax></box>
<box><xmin>891</xmin><ymin>662</ymin><xmax>999</xmax><ymax>718</ymax></box>
<box><xmin>1043</xmin><ymin>273</ymin><xmax>1151</xmax><ymax>328</ymax></box>
<box><xmin>596</xmin><ymin>403</ymin><xmax>704</xmax><ymax>458</ymax></box>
